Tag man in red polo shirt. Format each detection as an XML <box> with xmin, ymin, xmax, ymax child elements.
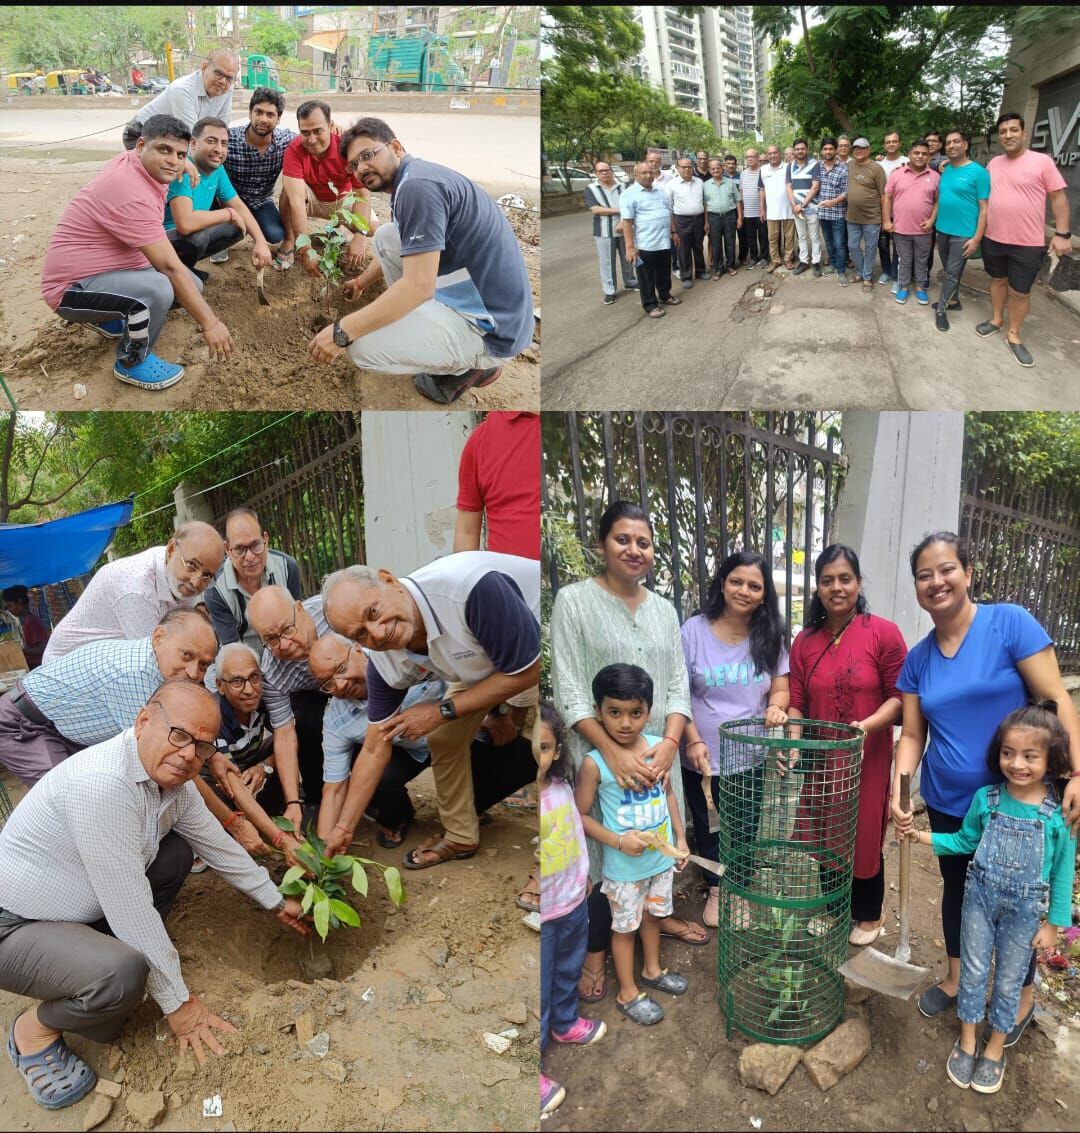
<box><xmin>277</xmin><ymin>100</ymin><xmax>372</xmax><ymax>275</ymax></box>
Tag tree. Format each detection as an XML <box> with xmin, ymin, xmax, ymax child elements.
<box><xmin>245</xmin><ymin>9</ymin><xmax>303</xmax><ymax>60</ymax></box>
<box><xmin>540</xmin><ymin>6</ymin><xmax>644</xmax><ymax>74</ymax></box>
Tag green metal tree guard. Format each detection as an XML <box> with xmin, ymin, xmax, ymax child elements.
<box><xmin>714</xmin><ymin>718</ymin><xmax>864</xmax><ymax>1045</ymax></box>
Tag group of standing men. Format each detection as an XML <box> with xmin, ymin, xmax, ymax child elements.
<box><xmin>587</xmin><ymin>113</ymin><xmax>1071</xmax><ymax>367</ymax></box>
<box><xmin>40</xmin><ymin>50</ymin><xmax>534</xmax><ymax>403</ymax></box>
<box><xmin>0</xmin><ymin>411</ymin><xmax>541</xmax><ymax>1110</ymax></box>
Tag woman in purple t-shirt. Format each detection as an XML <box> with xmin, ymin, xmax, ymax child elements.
<box><xmin>680</xmin><ymin>552</ymin><xmax>790</xmax><ymax>928</ymax></box>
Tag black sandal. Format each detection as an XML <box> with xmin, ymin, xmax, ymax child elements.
<box><xmin>377</xmin><ymin>821</ymin><xmax>410</xmax><ymax>849</ymax></box>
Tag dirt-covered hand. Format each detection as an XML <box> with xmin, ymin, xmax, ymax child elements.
<box><xmin>167</xmin><ymin>995</ymin><xmax>237</xmax><ymax>1064</ymax></box>
<box><xmin>324</xmin><ymin>825</ymin><xmax>352</xmax><ymax>859</ymax></box>
<box><xmin>228</xmin><ymin>816</ymin><xmax>268</xmax><ymax>856</ymax></box>
<box><xmin>277</xmin><ymin>896</ymin><xmax>310</xmax><ymax>936</ymax></box>
<box><xmin>307</xmin><ymin>323</ymin><xmax>343</xmax><ymax>364</ymax></box>
<box><xmin>300</xmin><ymin>246</ymin><xmax>322</xmax><ymax>278</ymax></box>
<box><xmin>342</xmin><ymin>277</ymin><xmax>366</xmax><ymax>303</ymax></box>
<box><xmin>201</xmin><ymin>320</ymin><xmax>234</xmax><ymax>361</ymax></box>
<box><xmin>250</xmin><ymin>241</ymin><xmax>273</xmax><ymax>268</ymax></box>
<box><xmin>344</xmin><ymin>233</ymin><xmax>366</xmax><ymax>270</ymax></box>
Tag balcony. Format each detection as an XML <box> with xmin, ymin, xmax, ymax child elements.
<box><xmin>670</xmin><ymin>62</ymin><xmax>703</xmax><ymax>81</ymax></box>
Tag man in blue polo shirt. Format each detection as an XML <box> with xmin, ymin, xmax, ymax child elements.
<box><xmin>932</xmin><ymin>128</ymin><xmax>989</xmax><ymax>332</ymax></box>
<box><xmin>620</xmin><ymin>162</ymin><xmax>679</xmax><ymax>319</ymax></box>
<box><xmin>165</xmin><ymin>117</ymin><xmax>272</xmax><ymax>277</ymax></box>
<box><xmin>306</xmin><ymin>116</ymin><xmax>534</xmax><ymax>406</ymax></box>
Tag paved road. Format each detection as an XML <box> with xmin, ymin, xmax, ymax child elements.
<box><xmin>0</xmin><ymin>106</ymin><xmax>538</xmax><ymax>198</ymax></box>
<box><xmin>542</xmin><ymin>211</ymin><xmax>1080</xmax><ymax>410</ymax></box>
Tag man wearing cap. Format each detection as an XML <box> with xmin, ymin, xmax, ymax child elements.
<box><xmin>846</xmin><ymin>138</ymin><xmax>887</xmax><ymax>293</ymax></box>
<box><xmin>976</xmin><ymin>112</ymin><xmax>1072</xmax><ymax>368</ymax></box>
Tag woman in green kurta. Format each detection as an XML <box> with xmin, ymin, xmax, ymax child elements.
<box><xmin>551</xmin><ymin>501</ymin><xmax>702</xmax><ymax>1002</ymax></box>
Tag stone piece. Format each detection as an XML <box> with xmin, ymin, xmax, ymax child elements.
<box><xmin>82</xmin><ymin>1095</ymin><xmax>113</xmax><ymax>1131</ymax></box>
<box><xmin>294</xmin><ymin>1011</ymin><xmax>315</xmax><ymax>1048</ymax></box>
<box><xmin>125</xmin><ymin>1090</ymin><xmax>166</xmax><ymax>1128</ymax></box>
<box><xmin>803</xmin><ymin>1019</ymin><xmax>871</xmax><ymax>1091</ymax></box>
<box><xmin>502</xmin><ymin>1002</ymin><xmax>528</xmax><ymax>1026</ymax></box>
<box><xmin>94</xmin><ymin>1078</ymin><xmax>122</xmax><ymax>1099</ymax></box>
<box><xmin>320</xmin><ymin>1059</ymin><xmax>349</xmax><ymax>1083</ymax></box>
<box><xmin>738</xmin><ymin>1043</ymin><xmax>803</xmax><ymax>1096</ymax></box>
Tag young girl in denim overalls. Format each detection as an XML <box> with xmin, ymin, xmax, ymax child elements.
<box><xmin>910</xmin><ymin>701</ymin><xmax>1075</xmax><ymax>1094</ymax></box>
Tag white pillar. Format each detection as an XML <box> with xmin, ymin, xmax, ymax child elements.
<box><xmin>360</xmin><ymin>411</ymin><xmax>475</xmax><ymax>576</ymax></box>
<box><xmin>173</xmin><ymin>481</ymin><xmax>214</xmax><ymax>527</ymax></box>
<box><xmin>834</xmin><ymin>412</ymin><xmax>965</xmax><ymax>648</ymax></box>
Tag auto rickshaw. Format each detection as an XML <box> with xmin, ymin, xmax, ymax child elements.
<box><xmin>7</xmin><ymin>71</ymin><xmax>38</xmax><ymax>95</ymax></box>
<box><xmin>46</xmin><ymin>69</ymin><xmax>88</xmax><ymax>94</ymax></box>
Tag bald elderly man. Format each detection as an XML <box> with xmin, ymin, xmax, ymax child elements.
<box><xmin>0</xmin><ymin>680</ymin><xmax>307</xmax><ymax>1110</ymax></box>
<box><xmin>321</xmin><ymin>551</ymin><xmax>540</xmax><ymax>865</ymax></box>
<box><xmin>246</xmin><ymin>585</ymin><xmax>332</xmax><ymax>833</ymax></box>
<box><xmin>0</xmin><ymin>608</ymin><xmax>217</xmax><ymax>787</ymax></box>
<box><xmin>44</xmin><ymin>523</ymin><xmax>224</xmax><ymax>663</ymax></box>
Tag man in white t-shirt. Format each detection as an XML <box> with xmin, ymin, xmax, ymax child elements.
<box><xmin>877</xmin><ymin>130</ymin><xmax>909</xmax><ymax>287</ymax></box>
<box><xmin>759</xmin><ymin>145</ymin><xmax>795</xmax><ymax>272</ymax></box>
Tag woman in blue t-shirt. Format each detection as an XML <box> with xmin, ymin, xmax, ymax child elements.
<box><xmin>892</xmin><ymin>531</ymin><xmax>1080</xmax><ymax>1037</ymax></box>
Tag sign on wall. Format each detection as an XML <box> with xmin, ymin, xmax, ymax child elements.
<box><xmin>1031</xmin><ymin>68</ymin><xmax>1080</xmax><ymax>216</ymax></box>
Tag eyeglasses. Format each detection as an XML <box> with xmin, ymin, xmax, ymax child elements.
<box><xmin>228</xmin><ymin>538</ymin><xmax>266</xmax><ymax>560</ymax></box>
<box><xmin>346</xmin><ymin>141</ymin><xmax>391</xmax><ymax>172</ymax></box>
<box><xmin>153</xmin><ymin>701</ymin><xmax>216</xmax><ymax>761</ymax></box>
<box><xmin>261</xmin><ymin>613</ymin><xmax>297</xmax><ymax>649</ymax></box>
<box><xmin>221</xmin><ymin>672</ymin><xmax>263</xmax><ymax>692</ymax></box>
<box><xmin>174</xmin><ymin>542</ymin><xmax>216</xmax><ymax>584</ymax></box>
<box><xmin>209</xmin><ymin>66</ymin><xmax>238</xmax><ymax>84</ymax></box>
<box><xmin>316</xmin><ymin>642</ymin><xmax>354</xmax><ymax>694</ymax></box>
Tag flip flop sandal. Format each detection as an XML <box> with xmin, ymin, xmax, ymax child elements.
<box><xmin>647</xmin><ymin>308</ymin><xmax>666</xmax><ymax>319</ymax></box>
<box><xmin>663</xmin><ymin>296</ymin><xmax>682</xmax><ymax>306</ymax></box>
<box><xmin>658</xmin><ymin>917</ymin><xmax>711</xmax><ymax>946</ymax></box>
<box><xmin>402</xmin><ymin>835</ymin><xmax>479</xmax><ymax>870</ymax></box>
<box><xmin>616</xmin><ymin>992</ymin><xmax>664</xmax><ymax>1026</ymax></box>
<box><xmin>6</xmin><ymin>1021</ymin><xmax>97</xmax><ymax>1110</ymax></box>
<box><xmin>639</xmin><ymin>968</ymin><xmax>689</xmax><ymax>996</ymax></box>
<box><xmin>376</xmin><ymin>821</ymin><xmax>410</xmax><ymax>849</ymax></box>
<box><xmin>272</xmin><ymin>249</ymin><xmax>294</xmax><ymax>271</ymax></box>
<box><xmin>515</xmin><ymin>866</ymin><xmax>540</xmax><ymax>914</ymax></box>
<box><xmin>945</xmin><ymin>1039</ymin><xmax>978</xmax><ymax>1089</ymax></box>
<box><xmin>970</xmin><ymin>1052</ymin><xmax>1006</xmax><ymax>1094</ymax></box>
<box><xmin>578</xmin><ymin>964</ymin><xmax>607</xmax><ymax>1003</ymax></box>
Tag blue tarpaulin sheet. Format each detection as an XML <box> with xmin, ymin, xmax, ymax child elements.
<box><xmin>0</xmin><ymin>498</ymin><xmax>133</xmax><ymax>589</ymax></box>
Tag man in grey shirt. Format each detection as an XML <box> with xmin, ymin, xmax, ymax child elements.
<box><xmin>122</xmin><ymin>50</ymin><xmax>240</xmax><ymax>151</ymax></box>
<box><xmin>0</xmin><ymin>681</ymin><xmax>307</xmax><ymax>1110</ymax></box>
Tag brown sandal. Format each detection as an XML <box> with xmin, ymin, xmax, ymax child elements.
<box><xmin>516</xmin><ymin>865</ymin><xmax>540</xmax><ymax>913</ymax></box>
<box><xmin>402</xmin><ymin>834</ymin><xmax>480</xmax><ymax>870</ymax></box>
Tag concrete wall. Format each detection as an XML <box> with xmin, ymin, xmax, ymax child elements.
<box><xmin>360</xmin><ymin>412</ymin><xmax>475</xmax><ymax>577</ymax></box>
<box><xmin>833</xmin><ymin>412</ymin><xmax>966</xmax><ymax>648</ymax></box>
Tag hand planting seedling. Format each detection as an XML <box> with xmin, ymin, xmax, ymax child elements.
<box><xmin>273</xmin><ymin>818</ymin><xmax>404</xmax><ymax>942</ymax></box>
<box><xmin>294</xmin><ymin>183</ymin><xmax>370</xmax><ymax>299</ymax></box>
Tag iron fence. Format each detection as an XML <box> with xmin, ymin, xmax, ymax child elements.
<box><xmin>960</xmin><ymin>460</ymin><xmax>1080</xmax><ymax>674</ymax></box>
<box><xmin>202</xmin><ymin>413</ymin><xmax>364</xmax><ymax>597</ymax></box>
<box><xmin>543</xmin><ymin>412</ymin><xmax>846</xmax><ymax>642</ymax></box>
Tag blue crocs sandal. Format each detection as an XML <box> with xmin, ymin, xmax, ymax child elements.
<box><xmin>113</xmin><ymin>353</ymin><xmax>185</xmax><ymax>391</ymax></box>
<box><xmin>981</xmin><ymin>1002</ymin><xmax>1034</xmax><ymax>1048</ymax></box>
<box><xmin>638</xmin><ymin>968</ymin><xmax>689</xmax><ymax>996</ymax></box>
<box><xmin>970</xmin><ymin>1052</ymin><xmax>1006</xmax><ymax>1094</ymax></box>
<box><xmin>945</xmin><ymin>1039</ymin><xmax>977</xmax><ymax>1089</ymax></box>
<box><xmin>87</xmin><ymin>318</ymin><xmax>124</xmax><ymax>340</ymax></box>
<box><xmin>616</xmin><ymin>992</ymin><xmax>664</xmax><ymax>1025</ymax></box>
<box><xmin>7</xmin><ymin>1019</ymin><xmax>97</xmax><ymax>1110</ymax></box>
<box><xmin>917</xmin><ymin>984</ymin><xmax>958</xmax><ymax>1018</ymax></box>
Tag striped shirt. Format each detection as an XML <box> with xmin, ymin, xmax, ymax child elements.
<box><xmin>786</xmin><ymin>158</ymin><xmax>821</xmax><ymax>214</ymax></box>
<box><xmin>0</xmin><ymin>728</ymin><xmax>282</xmax><ymax>1015</ymax></box>
<box><xmin>816</xmin><ymin>160</ymin><xmax>849</xmax><ymax>220</ymax></box>
<box><xmin>584</xmin><ymin>181</ymin><xmax>626</xmax><ymax>239</ymax></box>
<box><xmin>260</xmin><ymin>594</ymin><xmax>330</xmax><ymax>728</ymax></box>
<box><xmin>22</xmin><ymin>636</ymin><xmax>164</xmax><ymax>745</ymax></box>
<box><xmin>739</xmin><ymin>168</ymin><xmax>763</xmax><ymax>217</ymax></box>
<box><xmin>225</xmin><ymin>125</ymin><xmax>299</xmax><ymax>210</ymax></box>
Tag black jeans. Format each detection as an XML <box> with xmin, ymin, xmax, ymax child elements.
<box><xmin>743</xmin><ymin>216</ymin><xmax>767</xmax><ymax>262</ymax></box>
<box><xmin>682</xmin><ymin>763</ymin><xmax>721</xmax><ymax>888</ymax></box>
<box><xmin>819</xmin><ymin>854</ymin><xmax>885</xmax><ymax>922</ymax></box>
<box><xmin>674</xmin><ymin>213</ymin><xmax>707</xmax><ymax>278</ymax></box>
<box><xmin>635</xmin><ymin>247</ymin><xmax>672</xmax><ymax>312</ymax></box>
<box><xmin>707</xmin><ymin>210</ymin><xmax>738</xmax><ymax>272</ymax></box>
<box><xmin>250</xmin><ymin>199</ymin><xmax>286</xmax><ymax>245</ymax></box>
<box><xmin>878</xmin><ymin>228</ymin><xmax>899</xmax><ymax>279</ymax></box>
<box><xmin>167</xmin><ymin>222</ymin><xmax>244</xmax><ymax>270</ymax></box>
<box><xmin>292</xmin><ymin>690</ymin><xmax>331</xmax><ymax>807</ymax></box>
<box><xmin>362</xmin><ymin>734</ymin><xmax>539</xmax><ymax>830</ymax></box>
<box><xmin>927</xmin><ymin>804</ymin><xmax>1035</xmax><ymax>987</ymax></box>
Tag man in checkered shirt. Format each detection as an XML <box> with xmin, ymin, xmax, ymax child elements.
<box><xmin>0</xmin><ymin>608</ymin><xmax>217</xmax><ymax>787</ymax></box>
<box><xmin>0</xmin><ymin>680</ymin><xmax>308</xmax><ymax>1109</ymax></box>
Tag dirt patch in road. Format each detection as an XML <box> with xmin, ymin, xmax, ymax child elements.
<box><xmin>0</xmin><ymin>157</ymin><xmax>540</xmax><ymax>412</ymax></box>
<box><xmin>544</xmin><ymin>824</ymin><xmax>1080</xmax><ymax>1131</ymax></box>
<box><xmin>0</xmin><ymin>769</ymin><xmax>539</xmax><ymax>1132</ymax></box>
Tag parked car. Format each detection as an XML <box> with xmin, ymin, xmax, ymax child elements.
<box><xmin>544</xmin><ymin>164</ymin><xmax>630</xmax><ymax>193</ymax></box>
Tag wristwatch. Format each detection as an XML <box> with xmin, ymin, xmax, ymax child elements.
<box><xmin>332</xmin><ymin>320</ymin><xmax>352</xmax><ymax>348</ymax></box>
<box><xmin>261</xmin><ymin>762</ymin><xmax>274</xmax><ymax>777</ymax></box>
<box><xmin>1054</xmin><ymin>231</ymin><xmax>1072</xmax><ymax>239</ymax></box>
<box><xmin>439</xmin><ymin>697</ymin><xmax>457</xmax><ymax>721</ymax></box>
<box><xmin>494</xmin><ymin>703</ymin><xmax>511</xmax><ymax>717</ymax></box>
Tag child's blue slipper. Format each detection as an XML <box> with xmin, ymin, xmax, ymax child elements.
<box><xmin>616</xmin><ymin>992</ymin><xmax>664</xmax><ymax>1025</ymax></box>
<box><xmin>639</xmin><ymin>968</ymin><xmax>688</xmax><ymax>996</ymax></box>
<box><xmin>970</xmin><ymin>1052</ymin><xmax>1006</xmax><ymax>1094</ymax></box>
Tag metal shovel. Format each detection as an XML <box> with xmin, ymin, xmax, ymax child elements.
<box><xmin>839</xmin><ymin>772</ymin><xmax>928</xmax><ymax>999</ymax></box>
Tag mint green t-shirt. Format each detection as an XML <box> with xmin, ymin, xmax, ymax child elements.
<box><xmin>934</xmin><ymin>160</ymin><xmax>990</xmax><ymax>239</ymax></box>
<box><xmin>931</xmin><ymin>783</ymin><xmax>1076</xmax><ymax>925</ymax></box>
<box><xmin>164</xmin><ymin>165</ymin><xmax>237</xmax><ymax>231</ymax></box>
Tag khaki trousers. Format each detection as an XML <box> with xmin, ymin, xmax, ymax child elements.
<box><xmin>427</xmin><ymin>684</ymin><xmax>488</xmax><ymax>845</ymax></box>
<box><xmin>768</xmin><ymin>218</ymin><xmax>795</xmax><ymax>266</ymax></box>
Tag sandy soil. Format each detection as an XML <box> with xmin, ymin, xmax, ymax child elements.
<box><xmin>0</xmin><ymin>769</ymin><xmax>539</xmax><ymax>1132</ymax></box>
<box><xmin>0</xmin><ymin>157</ymin><xmax>540</xmax><ymax>412</ymax></box>
<box><xmin>544</xmin><ymin>816</ymin><xmax>1080</xmax><ymax>1131</ymax></box>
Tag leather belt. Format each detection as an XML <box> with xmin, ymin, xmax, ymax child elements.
<box><xmin>9</xmin><ymin>683</ymin><xmax>49</xmax><ymax>726</ymax></box>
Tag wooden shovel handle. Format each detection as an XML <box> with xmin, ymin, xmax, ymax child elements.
<box><xmin>899</xmin><ymin>771</ymin><xmax>911</xmax><ymax>813</ymax></box>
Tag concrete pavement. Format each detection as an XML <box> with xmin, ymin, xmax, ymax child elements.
<box><xmin>542</xmin><ymin>211</ymin><xmax>1080</xmax><ymax>409</ymax></box>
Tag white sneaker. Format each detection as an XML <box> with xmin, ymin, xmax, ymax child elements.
<box><xmin>209</xmin><ymin>250</ymin><xmax>229</xmax><ymax>264</ymax></box>
<box><xmin>191</xmin><ymin>857</ymin><xmax>209</xmax><ymax>874</ymax></box>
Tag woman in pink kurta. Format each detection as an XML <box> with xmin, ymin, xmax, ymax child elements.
<box><xmin>788</xmin><ymin>545</ymin><xmax>907</xmax><ymax>945</ymax></box>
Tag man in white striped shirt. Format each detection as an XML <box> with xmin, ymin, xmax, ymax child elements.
<box><xmin>585</xmin><ymin>162</ymin><xmax>637</xmax><ymax>305</ymax></box>
<box><xmin>0</xmin><ymin>681</ymin><xmax>307</xmax><ymax>1110</ymax></box>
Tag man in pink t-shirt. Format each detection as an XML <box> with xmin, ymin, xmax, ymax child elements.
<box><xmin>882</xmin><ymin>138</ymin><xmax>939</xmax><ymax>302</ymax></box>
<box><xmin>976</xmin><ymin>111</ymin><xmax>1072</xmax><ymax>368</ymax></box>
<box><xmin>40</xmin><ymin>114</ymin><xmax>235</xmax><ymax>391</ymax></box>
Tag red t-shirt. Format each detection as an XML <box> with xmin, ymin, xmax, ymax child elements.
<box><xmin>41</xmin><ymin>150</ymin><xmax>168</xmax><ymax>310</ymax></box>
<box><xmin>457</xmin><ymin>412</ymin><xmax>540</xmax><ymax>559</ymax></box>
<box><xmin>281</xmin><ymin>132</ymin><xmax>362</xmax><ymax>202</ymax></box>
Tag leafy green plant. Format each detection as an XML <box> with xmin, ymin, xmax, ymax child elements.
<box><xmin>294</xmin><ymin>182</ymin><xmax>370</xmax><ymax>294</ymax></box>
<box><xmin>273</xmin><ymin>818</ymin><xmax>404</xmax><ymax>941</ymax></box>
